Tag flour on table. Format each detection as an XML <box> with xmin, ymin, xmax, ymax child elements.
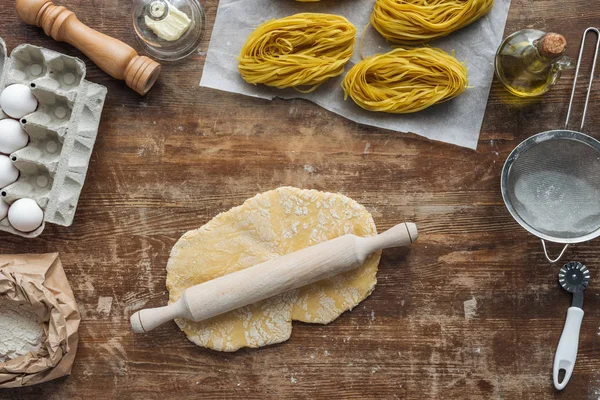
<box><xmin>0</xmin><ymin>300</ymin><xmax>45</xmax><ymax>362</ymax></box>
<box><xmin>463</xmin><ymin>297</ymin><xmax>478</xmax><ymax>320</ymax></box>
<box><xmin>167</xmin><ymin>186</ymin><xmax>381</xmax><ymax>351</ymax></box>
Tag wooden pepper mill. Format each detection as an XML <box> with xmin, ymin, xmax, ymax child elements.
<box><xmin>15</xmin><ymin>0</ymin><xmax>161</xmax><ymax>95</ymax></box>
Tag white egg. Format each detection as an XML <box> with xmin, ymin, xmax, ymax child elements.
<box><xmin>8</xmin><ymin>198</ymin><xmax>44</xmax><ymax>232</ymax></box>
<box><xmin>0</xmin><ymin>119</ymin><xmax>29</xmax><ymax>154</ymax></box>
<box><xmin>0</xmin><ymin>197</ymin><xmax>8</xmax><ymax>220</ymax></box>
<box><xmin>0</xmin><ymin>155</ymin><xmax>18</xmax><ymax>188</ymax></box>
<box><xmin>0</xmin><ymin>84</ymin><xmax>38</xmax><ymax>119</ymax></box>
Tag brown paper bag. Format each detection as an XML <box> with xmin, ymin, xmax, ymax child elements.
<box><xmin>0</xmin><ymin>253</ymin><xmax>80</xmax><ymax>388</ymax></box>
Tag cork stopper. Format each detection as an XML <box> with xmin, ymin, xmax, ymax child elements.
<box><xmin>539</xmin><ymin>33</ymin><xmax>567</xmax><ymax>59</ymax></box>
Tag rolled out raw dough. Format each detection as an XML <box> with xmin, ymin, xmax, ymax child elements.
<box><xmin>166</xmin><ymin>187</ymin><xmax>381</xmax><ymax>351</ymax></box>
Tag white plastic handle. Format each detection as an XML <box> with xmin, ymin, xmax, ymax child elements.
<box><xmin>553</xmin><ymin>307</ymin><xmax>584</xmax><ymax>390</ymax></box>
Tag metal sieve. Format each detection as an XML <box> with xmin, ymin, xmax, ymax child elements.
<box><xmin>501</xmin><ymin>28</ymin><xmax>600</xmax><ymax>263</ymax></box>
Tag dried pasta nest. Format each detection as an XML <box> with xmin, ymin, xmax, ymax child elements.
<box><xmin>238</xmin><ymin>13</ymin><xmax>356</xmax><ymax>92</ymax></box>
<box><xmin>341</xmin><ymin>47</ymin><xmax>468</xmax><ymax>113</ymax></box>
<box><xmin>371</xmin><ymin>0</ymin><xmax>495</xmax><ymax>44</ymax></box>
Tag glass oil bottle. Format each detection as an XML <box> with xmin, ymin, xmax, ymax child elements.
<box><xmin>495</xmin><ymin>29</ymin><xmax>575</xmax><ymax>97</ymax></box>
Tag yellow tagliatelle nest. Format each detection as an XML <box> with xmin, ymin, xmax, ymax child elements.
<box><xmin>238</xmin><ymin>13</ymin><xmax>356</xmax><ymax>92</ymax></box>
<box><xmin>371</xmin><ymin>0</ymin><xmax>494</xmax><ymax>44</ymax></box>
<box><xmin>341</xmin><ymin>47</ymin><xmax>468</xmax><ymax>113</ymax></box>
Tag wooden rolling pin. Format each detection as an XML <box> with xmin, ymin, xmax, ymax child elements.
<box><xmin>15</xmin><ymin>0</ymin><xmax>161</xmax><ymax>95</ymax></box>
<box><xmin>131</xmin><ymin>222</ymin><xmax>418</xmax><ymax>333</ymax></box>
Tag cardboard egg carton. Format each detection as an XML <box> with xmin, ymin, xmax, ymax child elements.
<box><xmin>0</xmin><ymin>37</ymin><xmax>107</xmax><ymax>238</ymax></box>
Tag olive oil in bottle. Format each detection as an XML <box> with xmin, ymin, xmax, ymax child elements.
<box><xmin>495</xmin><ymin>29</ymin><xmax>574</xmax><ymax>97</ymax></box>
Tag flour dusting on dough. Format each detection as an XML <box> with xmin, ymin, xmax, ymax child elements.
<box><xmin>166</xmin><ymin>187</ymin><xmax>381</xmax><ymax>351</ymax></box>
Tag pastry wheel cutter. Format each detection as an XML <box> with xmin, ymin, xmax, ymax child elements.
<box><xmin>553</xmin><ymin>261</ymin><xmax>590</xmax><ymax>390</ymax></box>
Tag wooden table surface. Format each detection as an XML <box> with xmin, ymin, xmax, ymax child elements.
<box><xmin>1</xmin><ymin>0</ymin><xmax>599</xmax><ymax>399</ymax></box>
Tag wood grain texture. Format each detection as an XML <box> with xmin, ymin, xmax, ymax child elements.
<box><xmin>0</xmin><ymin>0</ymin><xmax>600</xmax><ymax>399</ymax></box>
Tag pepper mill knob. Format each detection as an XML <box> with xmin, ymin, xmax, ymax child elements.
<box><xmin>16</xmin><ymin>0</ymin><xmax>161</xmax><ymax>95</ymax></box>
<box><xmin>15</xmin><ymin>0</ymin><xmax>46</xmax><ymax>25</ymax></box>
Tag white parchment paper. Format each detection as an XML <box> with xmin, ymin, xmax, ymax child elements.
<box><xmin>200</xmin><ymin>0</ymin><xmax>512</xmax><ymax>149</ymax></box>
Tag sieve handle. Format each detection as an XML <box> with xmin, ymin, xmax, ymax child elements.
<box><xmin>541</xmin><ymin>240</ymin><xmax>569</xmax><ymax>264</ymax></box>
<box><xmin>565</xmin><ymin>27</ymin><xmax>600</xmax><ymax>131</ymax></box>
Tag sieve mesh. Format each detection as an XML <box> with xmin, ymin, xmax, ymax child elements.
<box><xmin>505</xmin><ymin>133</ymin><xmax>600</xmax><ymax>240</ymax></box>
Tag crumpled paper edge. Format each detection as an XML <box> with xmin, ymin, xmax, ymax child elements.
<box><xmin>0</xmin><ymin>253</ymin><xmax>80</xmax><ymax>388</ymax></box>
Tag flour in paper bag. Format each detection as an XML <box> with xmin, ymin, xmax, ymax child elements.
<box><xmin>0</xmin><ymin>300</ymin><xmax>45</xmax><ymax>362</ymax></box>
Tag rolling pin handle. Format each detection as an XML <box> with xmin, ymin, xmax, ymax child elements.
<box><xmin>363</xmin><ymin>222</ymin><xmax>418</xmax><ymax>253</ymax></box>
<box><xmin>130</xmin><ymin>298</ymin><xmax>190</xmax><ymax>333</ymax></box>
